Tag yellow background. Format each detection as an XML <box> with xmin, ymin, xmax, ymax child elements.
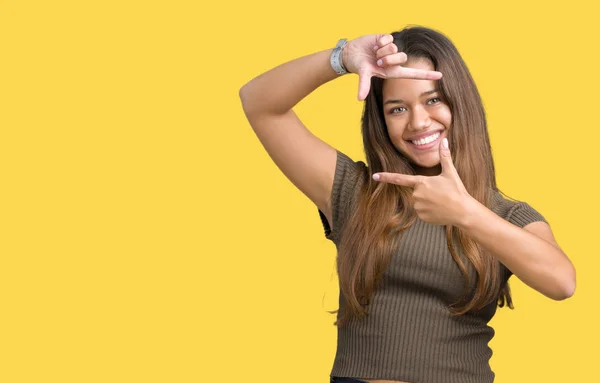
<box><xmin>1</xmin><ymin>0</ymin><xmax>597</xmax><ymax>382</ymax></box>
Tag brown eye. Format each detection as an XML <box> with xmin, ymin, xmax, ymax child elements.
<box><xmin>391</xmin><ymin>107</ymin><xmax>407</xmax><ymax>114</ymax></box>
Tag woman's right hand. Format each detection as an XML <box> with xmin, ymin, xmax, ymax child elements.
<box><xmin>342</xmin><ymin>34</ymin><xmax>443</xmax><ymax>101</ymax></box>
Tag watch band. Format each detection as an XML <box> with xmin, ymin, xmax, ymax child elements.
<box><xmin>330</xmin><ymin>38</ymin><xmax>348</xmax><ymax>75</ymax></box>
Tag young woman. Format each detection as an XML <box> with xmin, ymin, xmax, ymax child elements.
<box><xmin>239</xmin><ymin>26</ymin><xmax>576</xmax><ymax>383</ymax></box>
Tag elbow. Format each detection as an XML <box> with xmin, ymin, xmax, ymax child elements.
<box><xmin>239</xmin><ymin>84</ymin><xmax>250</xmax><ymax>110</ymax></box>
<box><xmin>552</xmin><ymin>284</ymin><xmax>575</xmax><ymax>301</ymax></box>
<box><xmin>560</xmin><ymin>275</ymin><xmax>576</xmax><ymax>301</ymax></box>
<box><xmin>551</xmin><ymin>266</ymin><xmax>577</xmax><ymax>301</ymax></box>
<box><xmin>239</xmin><ymin>83</ymin><xmax>258</xmax><ymax>117</ymax></box>
<box><xmin>239</xmin><ymin>82</ymin><xmax>249</xmax><ymax>101</ymax></box>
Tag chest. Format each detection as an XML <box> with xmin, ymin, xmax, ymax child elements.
<box><xmin>381</xmin><ymin>218</ymin><xmax>476</xmax><ymax>304</ymax></box>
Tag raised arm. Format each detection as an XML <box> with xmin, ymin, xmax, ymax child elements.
<box><xmin>239</xmin><ymin>34</ymin><xmax>442</xmax><ymax>226</ymax></box>
<box><xmin>239</xmin><ymin>48</ymin><xmax>341</xmax><ymax>224</ymax></box>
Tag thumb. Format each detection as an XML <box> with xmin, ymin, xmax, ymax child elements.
<box><xmin>357</xmin><ymin>69</ymin><xmax>372</xmax><ymax>101</ymax></box>
<box><xmin>439</xmin><ymin>137</ymin><xmax>455</xmax><ymax>175</ymax></box>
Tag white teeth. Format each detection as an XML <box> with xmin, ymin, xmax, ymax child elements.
<box><xmin>411</xmin><ymin>132</ymin><xmax>440</xmax><ymax>146</ymax></box>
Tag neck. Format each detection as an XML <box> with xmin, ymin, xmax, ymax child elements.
<box><xmin>414</xmin><ymin>164</ymin><xmax>442</xmax><ymax>177</ymax></box>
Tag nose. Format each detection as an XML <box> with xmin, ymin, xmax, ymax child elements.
<box><xmin>408</xmin><ymin>104</ymin><xmax>432</xmax><ymax>131</ymax></box>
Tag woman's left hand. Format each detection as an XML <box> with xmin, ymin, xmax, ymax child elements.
<box><xmin>373</xmin><ymin>138</ymin><xmax>475</xmax><ymax>227</ymax></box>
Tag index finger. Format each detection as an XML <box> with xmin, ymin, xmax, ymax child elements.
<box><xmin>397</xmin><ymin>67</ymin><xmax>443</xmax><ymax>80</ymax></box>
<box><xmin>373</xmin><ymin>172</ymin><xmax>422</xmax><ymax>188</ymax></box>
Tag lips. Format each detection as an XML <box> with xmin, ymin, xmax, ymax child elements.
<box><xmin>406</xmin><ymin>131</ymin><xmax>443</xmax><ymax>151</ymax></box>
<box><xmin>405</xmin><ymin>129</ymin><xmax>443</xmax><ymax>143</ymax></box>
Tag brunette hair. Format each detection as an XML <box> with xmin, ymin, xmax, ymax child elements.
<box><xmin>335</xmin><ymin>26</ymin><xmax>513</xmax><ymax>327</ymax></box>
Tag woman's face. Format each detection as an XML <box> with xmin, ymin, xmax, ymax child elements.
<box><xmin>382</xmin><ymin>59</ymin><xmax>452</xmax><ymax>176</ymax></box>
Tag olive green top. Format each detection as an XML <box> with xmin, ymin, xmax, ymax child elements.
<box><xmin>318</xmin><ymin>151</ymin><xmax>547</xmax><ymax>383</ymax></box>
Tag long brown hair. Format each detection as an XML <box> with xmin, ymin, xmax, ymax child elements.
<box><xmin>335</xmin><ymin>26</ymin><xmax>513</xmax><ymax>327</ymax></box>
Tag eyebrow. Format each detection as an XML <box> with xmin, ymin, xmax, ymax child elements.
<box><xmin>383</xmin><ymin>89</ymin><xmax>440</xmax><ymax>106</ymax></box>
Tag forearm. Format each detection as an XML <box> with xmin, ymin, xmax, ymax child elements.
<box><xmin>458</xmin><ymin>197</ymin><xmax>576</xmax><ymax>300</ymax></box>
<box><xmin>239</xmin><ymin>48</ymin><xmax>342</xmax><ymax>116</ymax></box>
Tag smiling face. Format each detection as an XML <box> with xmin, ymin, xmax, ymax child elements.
<box><xmin>382</xmin><ymin>58</ymin><xmax>452</xmax><ymax>176</ymax></box>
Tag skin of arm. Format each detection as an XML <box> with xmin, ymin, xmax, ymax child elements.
<box><xmin>458</xmin><ymin>198</ymin><xmax>576</xmax><ymax>301</ymax></box>
<box><xmin>239</xmin><ymin>49</ymin><xmax>340</xmax><ymax>116</ymax></box>
<box><xmin>238</xmin><ymin>48</ymin><xmax>343</xmax><ymax>221</ymax></box>
<box><xmin>373</xmin><ymin>139</ymin><xmax>576</xmax><ymax>301</ymax></box>
<box><xmin>240</xmin><ymin>36</ymin><xmax>441</xmax><ymax>222</ymax></box>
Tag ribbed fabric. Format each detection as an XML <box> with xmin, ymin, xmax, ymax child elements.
<box><xmin>318</xmin><ymin>150</ymin><xmax>548</xmax><ymax>383</ymax></box>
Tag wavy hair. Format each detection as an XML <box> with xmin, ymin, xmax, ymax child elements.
<box><xmin>335</xmin><ymin>26</ymin><xmax>513</xmax><ymax>327</ymax></box>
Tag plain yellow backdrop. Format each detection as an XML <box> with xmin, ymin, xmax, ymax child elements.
<box><xmin>1</xmin><ymin>0</ymin><xmax>598</xmax><ymax>382</ymax></box>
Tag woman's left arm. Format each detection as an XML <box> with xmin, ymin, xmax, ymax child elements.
<box><xmin>458</xmin><ymin>199</ymin><xmax>576</xmax><ymax>301</ymax></box>
<box><xmin>372</xmin><ymin>138</ymin><xmax>576</xmax><ymax>301</ymax></box>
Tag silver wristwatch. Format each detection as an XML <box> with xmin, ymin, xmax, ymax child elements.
<box><xmin>330</xmin><ymin>38</ymin><xmax>348</xmax><ymax>75</ymax></box>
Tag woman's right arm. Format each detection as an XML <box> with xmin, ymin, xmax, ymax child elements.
<box><xmin>239</xmin><ymin>48</ymin><xmax>344</xmax><ymax>226</ymax></box>
<box><xmin>239</xmin><ymin>35</ymin><xmax>441</xmax><ymax>226</ymax></box>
